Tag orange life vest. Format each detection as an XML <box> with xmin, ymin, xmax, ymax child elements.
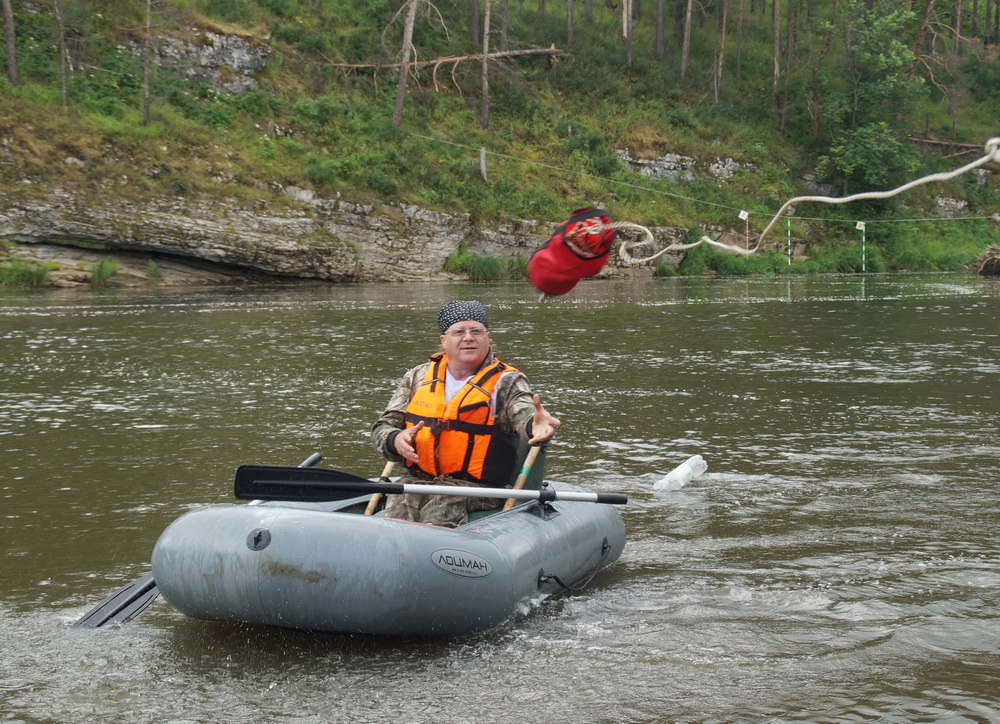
<box><xmin>403</xmin><ymin>354</ymin><xmax>519</xmax><ymax>486</ymax></box>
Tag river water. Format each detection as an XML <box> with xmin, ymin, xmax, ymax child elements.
<box><xmin>1</xmin><ymin>273</ymin><xmax>998</xmax><ymax>723</ymax></box>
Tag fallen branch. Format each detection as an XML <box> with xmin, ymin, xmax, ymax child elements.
<box><xmin>904</xmin><ymin>137</ymin><xmax>985</xmax><ymax>150</ymax></box>
<box><xmin>325</xmin><ymin>47</ymin><xmax>569</xmax><ymax>71</ymax></box>
<box><xmin>904</xmin><ymin>136</ymin><xmax>987</xmax><ymax>160</ymax></box>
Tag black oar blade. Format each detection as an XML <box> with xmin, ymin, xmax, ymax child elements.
<box><xmin>73</xmin><ymin>572</ymin><xmax>159</xmax><ymax>628</ymax></box>
<box><xmin>234</xmin><ymin>465</ymin><xmax>383</xmax><ymax>502</ymax></box>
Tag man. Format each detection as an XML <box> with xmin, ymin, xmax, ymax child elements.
<box><xmin>371</xmin><ymin>300</ymin><xmax>559</xmax><ymax>527</ymax></box>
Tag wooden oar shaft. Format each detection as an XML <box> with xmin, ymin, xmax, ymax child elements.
<box><xmin>363</xmin><ymin>461</ymin><xmax>395</xmax><ymax>515</ymax></box>
<box><xmin>503</xmin><ymin>445</ymin><xmax>541</xmax><ymax>511</ymax></box>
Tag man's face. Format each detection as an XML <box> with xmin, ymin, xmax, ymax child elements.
<box><xmin>440</xmin><ymin>320</ymin><xmax>490</xmax><ymax>370</ymax></box>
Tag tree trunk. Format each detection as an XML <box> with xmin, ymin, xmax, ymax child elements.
<box><xmin>3</xmin><ymin>0</ymin><xmax>18</xmax><ymax>86</ymax></box>
<box><xmin>53</xmin><ymin>0</ymin><xmax>67</xmax><ymax>108</ymax></box>
<box><xmin>714</xmin><ymin>0</ymin><xmax>729</xmax><ymax>102</ymax></box>
<box><xmin>480</xmin><ymin>0</ymin><xmax>491</xmax><ymax>128</ymax></box>
<box><xmin>680</xmin><ymin>0</ymin><xmax>693</xmax><ymax>79</ymax></box>
<box><xmin>736</xmin><ymin>0</ymin><xmax>744</xmax><ymax>85</ymax></box>
<box><xmin>142</xmin><ymin>0</ymin><xmax>152</xmax><ymax>125</ymax></box>
<box><xmin>908</xmin><ymin>0</ymin><xmax>935</xmax><ymax>80</ymax></box>
<box><xmin>499</xmin><ymin>0</ymin><xmax>509</xmax><ymax>51</ymax></box>
<box><xmin>993</xmin><ymin>0</ymin><xmax>1000</xmax><ymax>45</ymax></box>
<box><xmin>772</xmin><ymin>0</ymin><xmax>780</xmax><ymax>89</ymax></box>
<box><xmin>655</xmin><ymin>0</ymin><xmax>665</xmax><ymax>59</ymax></box>
<box><xmin>567</xmin><ymin>0</ymin><xmax>574</xmax><ymax>44</ymax></box>
<box><xmin>778</xmin><ymin>0</ymin><xmax>796</xmax><ymax>134</ymax></box>
<box><xmin>626</xmin><ymin>0</ymin><xmax>634</xmax><ymax>73</ymax></box>
<box><xmin>956</xmin><ymin>0</ymin><xmax>963</xmax><ymax>55</ymax></box>
<box><xmin>470</xmin><ymin>0</ymin><xmax>480</xmax><ymax>48</ymax></box>
<box><xmin>392</xmin><ymin>0</ymin><xmax>419</xmax><ymax>129</ymax></box>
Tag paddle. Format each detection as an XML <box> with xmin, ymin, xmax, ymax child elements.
<box><xmin>363</xmin><ymin>461</ymin><xmax>396</xmax><ymax>515</ymax></box>
<box><xmin>502</xmin><ymin>444</ymin><xmax>542</xmax><ymax>511</ymax></box>
<box><xmin>234</xmin><ymin>464</ymin><xmax>628</xmax><ymax>505</ymax></box>
<box><xmin>73</xmin><ymin>452</ymin><xmax>324</xmax><ymax>628</ymax></box>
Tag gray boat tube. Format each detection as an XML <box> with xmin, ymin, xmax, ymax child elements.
<box><xmin>151</xmin><ymin>481</ymin><xmax>625</xmax><ymax>636</ymax></box>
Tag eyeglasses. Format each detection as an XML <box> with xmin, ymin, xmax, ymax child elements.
<box><xmin>444</xmin><ymin>327</ymin><xmax>489</xmax><ymax>338</ymax></box>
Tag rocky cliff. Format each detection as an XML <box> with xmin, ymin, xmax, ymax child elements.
<box><xmin>0</xmin><ymin>184</ymin><xmax>702</xmax><ymax>286</ymax></box>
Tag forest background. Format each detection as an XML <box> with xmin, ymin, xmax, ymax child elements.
<box><xmin>1</xmin><ymin>0</ymin><xmax>999</xmax><ymax>281</ymax></box>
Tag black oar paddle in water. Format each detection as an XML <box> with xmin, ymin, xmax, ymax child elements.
<box><xmin>73</xmin><ymin>452</ymin><xmax>324</xmax><ymax>628</ymax></box>
<box><xmin>72</xmin><ymin>571</ymin><xmax>160</xmax><ymax>628</ymax></box>
<box><xmin>234</xmin><ymin>464</ymin><xmax>629</xmax><ymax>505</ymax></box>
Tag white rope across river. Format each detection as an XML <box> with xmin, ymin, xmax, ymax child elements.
<box><xmin>605</xmin><ymin>136</ymin><xmax>1000</xmax><ymax>266</ymax></box>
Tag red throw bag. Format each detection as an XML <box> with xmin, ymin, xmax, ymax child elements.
<box><xmin>528</xmin><ymin>208</ymin><xmax>616</xmax><ymax>296</ymax></box>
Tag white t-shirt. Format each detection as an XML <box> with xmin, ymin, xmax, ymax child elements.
<box><xmin>444</xmin><ymin>367</ymin><xmax>518</xmax><ymax>414</ymax></box>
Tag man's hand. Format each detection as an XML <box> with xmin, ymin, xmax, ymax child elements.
<box><xmin>393</xmin><ymin>420</ymin><xmax>424</xmax><ymax>463</ymax></box>
<box><xmin>528</xmin><ymin>394</ymin><xmax>560</xmax><ymax>445</ymax></box>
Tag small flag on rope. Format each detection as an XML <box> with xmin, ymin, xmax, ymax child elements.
<box><xmin>528</xmin><ymin>208</ymin><xmax>616</xmax><ymax>296</ymax></box>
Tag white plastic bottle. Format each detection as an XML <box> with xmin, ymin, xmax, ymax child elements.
<box><xmin>653</xmin><ymin>455</ymin><xmax>707</xmax><ymax>491</ymax></box>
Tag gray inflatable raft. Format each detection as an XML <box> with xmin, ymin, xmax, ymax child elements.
<box><xmin>150</xmin><ymin>481</ymin><xmax>626</xmax><ymax>636</ymax></box>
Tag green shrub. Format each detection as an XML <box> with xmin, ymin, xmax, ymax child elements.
<box><xmin>965</xmin><ymin>54</ymin><xmax>1000</xmax><ymax>102</ymax></box>
<box><xmin>304</xmin><ymin>155</ymin><xmax>348</xmax><ymax>189</ymax></box>
<box><xmin>653</xmin><ymin>256</ymin><xmax>677</xmax><ymax>277</ymax></box>
<box><xmin>0</xmin><ymin>260</ymin><xmax>48</xmax><ymax>287</ymax></box>
<box><xmin>467</xmin><ymin>256</ymin><xmax>508</xmax><ymax>282</ymax></box>
<box><xmin>443</xmin><ymin>250</ymin><xmax>524</xmax><ymax>281</ymax></box>
<box><xmin>362</xmin><ymin>169</ymin><xmax>399</xmax><ymax>196</ymax></box>
<box><xmin>90</xmin><ymin>260</ymin><xmax>119</xmax><ymax>288</ymax></box>
<box><xmin>171</xmin><ymin>174</ymin><xmax>195</xmax><ymax>195</ymax></box>
<box><xmin>197</xmin><ymin>0</ymin><xmax>253</xmax><ymax>23</ymax></box>
<box><xmin>591</xmin><ymin>153</ymin><xmax>624</xmax><ymax>177</ymax></box>
<box><xmin>443</xmin><ymin>248</ymin><xmax>473</xmax><ymax>274</ymax></box>
<box><xmin>232</xmin><ymin>89</ymin><xmax>286</xmax><ymax>118</ymax></box>
<box><xmin>508</xmin><ymin>255</ymin><xmax>528</xmax><ymax>278</ymax></box>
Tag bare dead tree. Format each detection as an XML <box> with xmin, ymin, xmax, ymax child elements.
<box><xmin>621</xmin><ymin>0</ymin><xmax>634</xmax><ymax>73</ymax></box>
<box><xmin>567</xmin><ymin>0</ymin><xmax>575</xmax><ymax>44</ymax></box>
<box><xmin>392</xmin><ymin>0</ymin><xmax>420</xmax><ymax>128</ymax></box>
<box><xmin>330</xmin><ymin>47</ymin><xmax>567</xmax><ymax>72</ymax></box>
<box><xmin>772</xmin><ymin>0</ymin><xmax>781</xmax><ymax>89</ymax></box>
<box><xmin>480</xmin><ymin>0</ymin><xmax>491</xmax><ymax>128</ymax></box>
<box><xmin>680</xmin><ymin>0</ymin><xmax>693</xmax><ymax>79</ymax></box>
<box><xmin>909</xmin><ymin>0</ymin><xmax>936</xmax><ymax>79</ymax></box>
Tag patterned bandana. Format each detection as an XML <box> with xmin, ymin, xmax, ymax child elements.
<box><xmin>437</xmin><ymin>300</ymin><xmax>490</xmax><ymax>334</ymax></box>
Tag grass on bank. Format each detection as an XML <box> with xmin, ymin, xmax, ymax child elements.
<box><xmin>444</xmin><ymin>249</ymin><xmax>529</xmax><ymax>282</ymax></box>
<box><xmin>0</xmin><ymin>260</ymin><xmax>50</xmax><ymax>287</ymax></box>
<box><xmin>0</xmin><ymin>257</ymin><xmax>122</xmax><ymax>288</ymax></box>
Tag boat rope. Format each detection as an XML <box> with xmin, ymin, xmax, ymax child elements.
<box><xmin>538</xmin><ymin>537</ymin><xmax>612</xmax><ymax>593</ymax></box>
<box><xmin>422</xmin><ymin>131</ymin><xmax>999</xmax><ymax>267</ymax></box>
<box><xmin>600</xmin><ymin>136</ymin><xmax>1000</xmax><ymax>265</ymax></box>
